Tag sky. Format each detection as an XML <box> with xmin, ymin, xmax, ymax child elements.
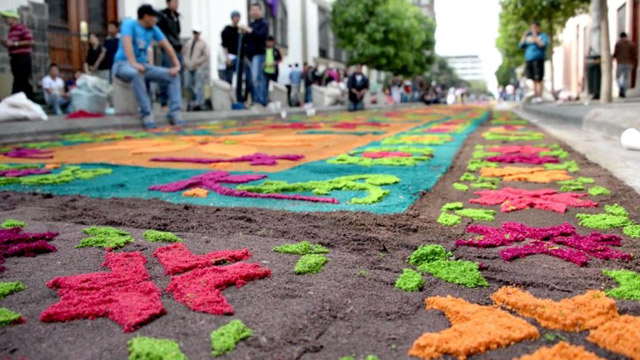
<box><xmin>435</xmin><ymin>0</ymin><xmax>502</xmax><ymax>92</ymax></box>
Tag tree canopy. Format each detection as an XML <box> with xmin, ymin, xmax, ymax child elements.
<box><xmin>331</xmin><ymin>0</ymin><xmax>436</xmax><ymax>76</ymax></box>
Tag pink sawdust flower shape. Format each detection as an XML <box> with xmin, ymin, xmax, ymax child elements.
<box><xmin>361</xmin><ymin>151</ymin><xmax>413</xmax><ymax>159</ymax></box>
<box><xmin>150</xmin><ymin>153</ymin><xmax>305</xmax><ymax>166</ymax></box>
<box><xmin>486</xmin><ymin>154</ymin><xmax>559</xmax><ymax>164</ymax></box>
<box><xmin>0</xmin><ymin>227</ymin><xmax>58</xmax><ymax>272</ymax></box>
<box><xmin>0</xmin><ymin>168</ymin><xmax>51</xmax><ymax>177</ymax></box>
<box><xmin>487</xmin><ymin>145</ymin><xmax>551</xmax><ymax>155</ymax></box>
<box><xmin>154</xmin><ymin>243</ymin><xmax>252</xmax><ymax>275</ymax></box>
<box><xmin>3</xmin><ymin>148</ymin><xmax>54</xmax><ymax>159</ymax></box>
<box><xmin>469</xmin><ymin>187</ymin><xmax>598</xmax><ymax>213</ymax></box>
<box><xmin>333</xmin><ymin>121</ymin><xmax>389</xmax><ymax>129</ymax></box>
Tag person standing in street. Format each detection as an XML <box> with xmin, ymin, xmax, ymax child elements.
<box><xmin>221</xmin><ymin>11</ymin><xmax>241</xmax><ymax>85</ymax></box>
<box><xmin>1</xmin><ymin>10</ymin><xmax>34</xmax><ymax>99</ymax></box>
<box><xmin>103</xmin><ymin>21</ymin><xmax>120</xmax><ymax>82</ymax></box>
<box><xmin>519</xmin><ymin>21</ymin><xmax>548</xmax><ymax>104</ymax></box>
<box><xmin>282</xmin><ymin>64</ymin><xmax>292</xmax><ymax>106</ymax></box>
<box><xmin>240</xmin><ymin>3</ymin><xmax>269</xmax><ymax>108</ymax></box>
<box><xmin>289</xmin><ymin>63</ymin><xmax>302</xmax><ymax>107</ymax></box>
<box><xmin>84</xmin><ymin>33</ymin><xmax>108</xmax><ymax>79</ymax></box>
<box><xmin>112</xmin><ymin>5</ymin><xmax>183</xmax><ymax>129</ymax></box>
<box><xmin>182</xmin><ymin>27</ymin><xmax>210</xmax><ymax>111</ymax></box>
<box><xmin>347</xmin><ymin>64</ymin><xmax>369</xmax><ymax>111</ymax></box>
<box><xmin>264</xmin><ymin>35</ymin><xmax>281</xmax><ymax>95</ymax></box>
<box><xmin>157</xmin><ymin>0</ymin><xmax>182</xmax><ymax>109</ymax></box>
<box><xmin>613</xmin><ymin>32</ymin><xmax>638</xmax><ymax>98</ymax></box>
<box><xmin>303</xmin><ymin>62</ymin><xmax>314</xmax><ymax>104</ymax></box>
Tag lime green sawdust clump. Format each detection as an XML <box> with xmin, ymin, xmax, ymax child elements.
<box><xmin>472</xmin><ymin>150</ymin><xmax>500</xmax><ymax>159</ymax></box>
<box><xmin>238</xmin><ymin>174</ymin><xmax>400</xmax><ymax>205</ymax></box>
<box><xmin>143</xmin><ymin>230</ymin><xmax>183</xmax><ymax>243</ymax></box>
<box><xmin>328</xmin><ymin>154</ymin><xmax>432</xmax><ymax>167</ymax></box>
<box><xmin>273</xmin><ymin>241</ymin><xmax>329</xmax><ymax>255</ymax></box>
<box><xmin>77</xmin><ymin>226</ymin><xmax>134</xmax><ymax>249</ymax></box>
<box><xmin>408</xmin><ymin>245</ymin><xmax>487</xmax><ymax>288</ymax></box>
<box><xmin>603</xmin><ymin>269</ymin><xmax>640</xmax><ymax>301</ymax></box>
<box><xmin>460</xmin><ymin>172</ymin><xmax>476</xmax><ymax>182</ymax></box>
<box><xmin>295</xmin><ymin>254</ymin><xmax>329</xmax><ymax>275</ymax></box>
<box><xmin>483</xmin><ymin>131</ymin><xmax>545</xmax><ymax>141</ymax></box>
<box><xmin>0</xmin><ymin>164</ymin><xmax>40</xmax><ymax>171</ymax></box>
<box><xmin>455</xmin><ymin>208</ymin><xmax>495</xmax><ymax>221</ymax></box>
<box><xmin>0</xmin><ymin>308</ymin><xmax>22</xmax><ymax>328</ymax></box>
<box><xmin>355</xmin><ymin>146</ymin><xmax>434</xmax><ymax>156</ymax></box>
<box><xmin>453</xmin><ymin>183</ymin><xmax>469</xmax><ymax>192</ymax></box>
<box><xmin>382</xmin><ymin>134</ymin><xmax>452</xmax><ymax>145</ymax></box>
<box><xmin>437</xmin><ymin>213</ymin><xmax>461</xmax><ymax>226</ymax></box>
<box><xmin>0</xmin><ymin>281</ymin><xmax>25</xmax><ymax>300</ymax></box>
<box><xmin>623</xmin><ymin>225</ymin><xmax>640</xmax><ymax>238</ymax></box>
<box><xmin>467</xmin><ymin>159</ymin><xmax>499</xmax><ymax>172</ymax></box>
<box><xmin>544</xmin><ymin>160</ymin><xmax>580</xmax><ymax>173</ymax></box>
<box><xmin>588</xmin><ymin>186</ymin><xmax>611</xmax><ymax>196</ymax></box>
<box><xmin>210</xmin><ymin>319</ymin><xmax>253</xmax><ymax>357</ymax></box>
<box><xmin>395</xmin><ymin>268</ymin><xmax>424</xmax><ymax>292</ymax></box>
<box><xmin>576</xmin><ymin>204</ymin><xmax>634</xmax><ymax>230</ymax></box>
<box><xmin>470</xmin><ymin>182</ymin><xmax>498</xmax><ymax>190</ymax></box>
<box><xmin>10</xmin><ymin>166</ymin><xmax>112</xmax><ymax>186</ymax></box>
<box><xmin>18</xmin><ymin>141</ymin><xmax>64</xmax><ymax>149</ymax></box>
<box><xmin>127</xmin><ymin>336</ymin><xmax>188</xmax><ymax>360</ymax></box>
<box><xmin>441</xmin><ymin>202</ymin><xmax>463</xmax><ymax>211</ymax></box>
<box><xmin>1</xmin><ymin>219</ymin><xmax>26</xmax><ymax>229</ymax></box>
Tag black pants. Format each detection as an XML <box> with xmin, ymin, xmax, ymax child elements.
<box><xmin>10</xmin><ymin>54</ymin><xmax>34</xmax><ymax>100</ymax></box>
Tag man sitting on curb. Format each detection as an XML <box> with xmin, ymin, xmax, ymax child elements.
<box><xmin>42</xmin><ymin>63</ymin><xmax>70</xmax><ymax>115</ymax></box>
<box><xmin>112</xmin><ymin>5</ymin><xmax>183</xmax><ymax>129</ymax></box>
<box><xmin>347</xmin><ymin>64</ymin><xmax>369</xmax><ymax>111</ymax></box>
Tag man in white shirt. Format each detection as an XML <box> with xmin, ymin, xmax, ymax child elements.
<box><xmin>42</xmin><ymin>63</ymin><xmax>69</xmax><ymax>115</ymax></box>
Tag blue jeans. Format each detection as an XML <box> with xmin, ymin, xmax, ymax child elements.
<box><xmin>185</xmin><ymin>69</ymin><xmax>205</xmax><ymax>107</ymax></box>
<box><xmin>249</xmin><ymin>55</ymin><xmax>267</xmax><ymax>105</ymax></box>
<box><xmin>46</xmin><ymin>92</ymin><xmax>70</xmax><ymax>115</ymax></box>
<box><xmin>158</xmin><ymin>51</ymin><xmax>183</xmax><ymax>106</ymax></box>
<box><xmin>304</xmin><ymin>84</ymin><xmax>313</xmax><ymax>104</ymax></box>
<box><xmin>113</xmin><ymin>61</ymin><xmax>182</xmax><ymax>120</ymax></box>
<box><xmin>348</xmin><ymin>100</ymin><xmax>364</xmax><ymax>112</ymax></box>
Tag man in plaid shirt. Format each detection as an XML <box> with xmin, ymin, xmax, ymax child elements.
<box><xmin>1</xmin><ymin>10</ymin><xmax>34</xmax><ymax>99</ymax></box>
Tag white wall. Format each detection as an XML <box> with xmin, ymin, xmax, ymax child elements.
<box><xmin>305</xmin><ymin>0</ymin><xmax>319</xmax><ymax>63</ymax></box>
<box><xmin>0</xmin><ymin>0</ymin><xmax>44</xmax><ymax>11</ymax></box>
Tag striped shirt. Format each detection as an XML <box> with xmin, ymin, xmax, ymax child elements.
<box><xmin>7</xmin><ymin>23</ymin><xmax>33</xmax><ymax>56</ymax></box>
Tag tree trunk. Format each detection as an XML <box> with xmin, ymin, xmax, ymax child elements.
<box><xmin>600</xmin><ymin>0</ymin><xmax>613</xmax><ymax>103</ymax></box>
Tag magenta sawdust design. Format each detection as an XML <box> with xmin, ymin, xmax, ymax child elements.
<box><xmin>0</xmin><ymin>227</ymin><xmax>58</xmax><ymax>272</ymax></box>
<box><xmin>40</xmin><ymin>252</ymin><xmax>166</xmax><ymax>332</ymax></box>
<box><xmin>469</xmin><ymin>187</ymin><xmax>598</xmax><ymax>213</ymax></box>
<box><xmin>487</xmin><ymin>145</ymin><xmax>550</xmax><ymax>155</ymax></box>
<box><xmin>486</xmin><ymin>154</ymin><xmax>559</xmax><ymax>164</ymax></box>
<box><xmin>150</xmin><ymin>152</ymin><xmax>305</xmax><ymax>166</ymax></box>
<box><xmin>148</xmin><ymin>170</ymin><xmax>338</xmax><ymax>203</ymax></box>
<box><xmin>456</xmin><ymin>222</ymin><xmax>632</xmax><ymax>266</ymax></box>
<box><xmin>332</xmin><ymin>122</ymin><xmax>389</xmax><ymax>129</ymax></box>
<box><xmin>3</xmin><ymin>148</ymin><xmax>54</xmax><ymax>159</ymax></box>
<box><xmin>154</xmin><ymin>243</ymin><xmax>271</xmax><ymax>315</ymax></box>
<box><xmin>0</xmin><ymin>168</ymin><xmax>51</xmax><ymax>177</ymax></box>
<box><xmin>266</xmin><ymin>123</ymin><xmax>322</xmax><ymax>130</ymax></box>
<box><xmin>361</xmin><ymin>151</ymin><xmax>413</xmax><ymax>159</ymax></box>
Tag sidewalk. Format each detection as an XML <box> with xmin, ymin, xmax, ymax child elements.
<box><xmin>0</xmin><ymin>103</ymin><xmax>415</xmax><ymax>144</ymax></box>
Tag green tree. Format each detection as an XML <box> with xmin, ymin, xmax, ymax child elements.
<box><xmin>495</xmin><ymin>0</ymin><xmax>590</xmax><ymax>92</ymax></box>
<box><xmin>331</xmin><ymin>0</ymin><xmax>436</xmax><ymax>76</ymax></box>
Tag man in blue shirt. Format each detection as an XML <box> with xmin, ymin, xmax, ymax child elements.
<box><xmin>112</xmin><ymin>5</ymin><xmax>183</xmax><ymax>128</ymax></box>
<box><xmin>519</xmin><ymin>21</ymin><xmax>548</xmax><ymax>104</ymax></box>
<box><xmin>289</xmin><ymin>63</ymin><xmax>302</xmax><ymax>106</ymax></box>
<box><xmin>239</xmin><ymin>3</ymin><xmax>269</xmax><ymax>107</ymax></box>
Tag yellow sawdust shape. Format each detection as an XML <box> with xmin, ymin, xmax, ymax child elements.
<box><xmin>491</xmin><ymin>287</ymin><xmax>618</xmax><ymax>332</ymax></box>
<box><xmin>408</xmin><ymin>296</ymin><xmax>539</xmax><ymax>360</ymax></box>
<box><xmin>587</xmin><ymin>315</ymin><xmax>640</xmax><ymax>360</ymax></box>
<box><xmin>182</xmin><ymin>188</ymin><xmax>208</xmax><ymax>198</ymax></box>
<box><xmin>480</xmin><ymin>166</ymin><xmax>572</xmax><ymax>183</ymax></box>
<box><xmin>515</xmin><ymin>341</ymin><xmax>604</xmax><ymax>360</ymax></box>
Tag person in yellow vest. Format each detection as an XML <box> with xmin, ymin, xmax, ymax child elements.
<box><xmin>263</xmin><ymin>35</ymin><xmax>281</xmax><ymax>98</ymax></box>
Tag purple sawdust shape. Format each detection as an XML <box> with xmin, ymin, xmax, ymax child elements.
<box><xmin>3</xmin><ymin>148</ymin><xmax>54</xmax><ymax>159</ymax></box>
<box><xmin>0</xmin><ymin>168</ymin><xmax>51</xmax><ymax>177</ymax></box>
<box><xmin>149</xmin><ymin>171</ymin><xmax>338</xmax><ymax>204</ymax></box>
<box><xmin>486</xmin><ymin>154</ymin><xmax>559</xmax><ymax>164</ymax></box>
<box><xmin>0</xmin><ymin>227</ymin><xmax>58</xmax><ymax>272</ymax></box>
<box><xmin>150</xmin><ymin>153</ymin><xmax>305</xmax><ymax>166</ymax></box>
<box><xmin>456</xmin><ymin>222</ymin><xmax>632</xmax><ymax>266</ymax></box>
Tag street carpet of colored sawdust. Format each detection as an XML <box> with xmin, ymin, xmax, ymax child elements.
<box><xmin>76</xmin><ymin>226</ymin><xmax>134</xmax><ymax>249</ymax></box>
<box><xmin>0</xmin><ymin>227</ymin><xmax>58</xmax><ymax>272</ymax></box>
<box><xmin>515</xmin><ymin>342</ymin><xmax>604</xmax><ymax>360</ymax></box>
<box><xmin>395</xmin><ymin>268</ymin><xmax>424</xmax><ymax>292</ymax></box>
<box><xmin>295</xmin><ymin>254</ymin><xmax>329</xmax><ymax>275</ymax></box>
<box><xmin>408</xmin><ymin>296</ymin><xmax>539</xmax><ymax>359</ymax></box>
<box><xmin>0</xmin><ymin>281</ymin><xmax>25</xmax><ymax>299</ymax></box>
<box><xmin>210</xmin><ymin>319</ymin><xmax>253</xmax><ymax>357</ymax></box>
<box><xmin>603</xmin><ymin>269</ymin><xmax>640</xmax><ymax>301</ymax></box>
<box><xmin>40</xmin><ymin>252</ymin><xmax>166</xmax><ymax>332</ymax></box>
<box><xmin>479</xmin><ymin>166</ymin><xmax>572</xmax><ymax>183</ymax></box>
<box><xmin>1</xmin><ymin>219</ymin><xmax>26</xmax><ymax>229</ymax></box>
<box><xmin>273</xmin><ymin>241</ymin><xmax>329</xmax><ymax>255</ymax></box>
<box><xmin>470</xmin><ymin>187</ymin><xmax>598</xmax><ymax>213</ymax></box>
<box><xmin>587</xmin><ymin>315</ymin><xmax>640</xmax><ymax>360</ymax></box>
<box><xmin>142</xmin><ymin>230</ymin><xmax>183</xmax><ymax>243</ymax></box>
<box><xmin>127</xmin><ymin>336</ymin><xmax>188</xmax><ymax>360</ymax></box>
<box><xmin>0</xmin><ymin>307</ymin><xmax>25</xmax><ymax>328</ymax></box>
<box><xmin>155</xmin><ymin>243</ymin><xmax>271</xmax><ymax>315</ymax></box>
<box><xmin>491</xmin><ymin>287</ymin><xmax>618</xmax><ymax>331</ymax></box>
<box><xmin>409</xmin><ymin>245</ymin><xmax>487</xmax><ymax>288</ymax></box>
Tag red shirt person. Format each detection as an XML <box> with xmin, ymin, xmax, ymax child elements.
<box><xmin>1</xmin><ymin>10</ymin><xmax>35</xmax><ymax>99</ymax></box>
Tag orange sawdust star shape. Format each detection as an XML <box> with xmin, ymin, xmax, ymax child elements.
<box><xmin>480</xmin><ymin>166</ymin><xmax>572</xmax><ymax>183</ymax></box>
<box><xmin>491</xmin><ymin>287</ymin><xmax>618</xmax><ymax>332</ymax></box>
<box><xmin>587</xmin><ymin>315</ymin><xmax>640</xmax><ymax>360</ymax></box>
<box><xmin>515</xmin><ymin>341</ymin><xmax>604</xmax><ymax>360</ymax></box>
<box><xmin>408</xmin><ymin>296</ymin><xmax>539</xmax><ymax>360</ymax></box>
<box><xmin>182</xmin><ymin>188</ymin><xmax>209</xmax><ymax>198</ymax></box>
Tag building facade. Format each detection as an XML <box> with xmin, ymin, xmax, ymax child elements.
<box><xmin>413</xmin><ymin>0</ymin><xmax>435</xmax><ymax>18</ymax></box>
<box><xmin>444</xmin><ymin>55</ymin><xmax>484</xmax><ymax>82</ymax></box>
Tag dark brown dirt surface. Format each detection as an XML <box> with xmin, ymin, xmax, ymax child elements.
<box><xmin>1</xmin><ymin>111</ymin><xmax>639</xmax><ymax>360</ymax></box>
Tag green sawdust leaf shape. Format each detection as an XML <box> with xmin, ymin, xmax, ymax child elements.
<box><xmin>1</xmin><ymin>219</ymin><xmax>26</xmax><ymax>229</ymax></box>
<box><xmin>603</xmin><ymin>269</ymin><xmax>640</xmax><ymax>301</ymax></box>
<box><xmin>605</xmin><ymin>204</ymin><xmax>629</xmax><ymax>217</ymax></box>
<box><xmin>0</xmin><ymin>164</ymin><xmax>40</xmax><ymax>171</ymax></box>
<box><xmin>18</xmin><ymin>141</ymin><xmax>64</xmax><ymax>149</ymax></box>
<box><xmin>381</xmin><ymin>134</ymin><xmax>452</xmax><ymax>145</ymax></box>
<box><xmin>441</xmin><ymin>202</ymin><xmax>464</xmax><ymax>211</ymax></box>
<box><xmin>0</xmin><ymin>308</ymin><xmax>22</xmax><ymax>328</ymax></box>
<box><xmin>295</xmin><ymin>254</ymin><xmax>329</xmax><ymax>275</ymax></box>
<box><xmin>588</xmin><ymin>186</ymin><xmax>611</xmax><ymax>196</ymax></box>
<box><xmin>352</xmin><ymin>146</ymin><xmax>434</xmax><ymax>156</ymax></box>
<box><xmin>417</xmin><ymin>259</ymin><xmax>488</xmax><ymax>288</ymax></box>
<box><xmin>539</xmin><ymin>149</ymin><xmax>569</xmax><ymax>159</ymax></box>
<box><xmin>470</xmin><ymin>182</ymin><xmax>498</xmax><ymax>190</ymax></box>
<box><xmin>0</xmin><ymin>281</ymin><xmax>25</xmax><ymax>300</ymax></box>
<box><xmin>455</xmin><ymin>208</ymin><xmax>495</xmax><ymax>221</ymax></box>
<box><xmin>472</xmin><ymin>150</ymin><xmax>500</xmax><ymax>159</ymax></box>
<box><xmin>437</xmin><ymin>212</ymin><xmax>461</xmax><ymax>226</ymax></box>
<box><xmin>452</xmin><ymin>183</ymin><xmax>469</xmax><ymax>192</ymax></box>
<box><xmin>210</xmin><ymin>319</ymin><xmax>253</xmax><ymax>357</ymax></box>
<box><xmin>483</xmin><ymin>131</ymin><xmax>545</xmax><ymax>141</ymax></box>
<box><xmin>544</xmin><ymin>160</ymin><xmax>580</xmax><ymax>173</ymax></box>
<box><xmin>12</xmin><ymin>166</ymin><xmax>113</xmax><ymax>186</ymax></box>
<box><xmin>467</xmin><ymin>159</ymin><xmax>498</xmax><ymax>172</ymax></box>
<box><xmin>576</xmin><ymin>204</ymin><xmax>632</xmax><ymax>229</ymax></box>
<box><xmin>327</xmin><ymin>154</ymin><xmax>431</xmax><ymax>167</ymax></box>
<box><xmin>273</xmin><ymin>241</ymin><xmax>329</xmax><ymax>255</ymax></box>
<box><xmin>460</xmin><ymin>172</ymin><xmax>476</xmax><ymax>182</ymax></box>
<box><xmin>238</xmin><ymin>174</ymin><xmax>400</xmax><ymax>205</ymax></box>
<box><xmin>77</xmin><ymin>226</ymin><xmax>134</xmax><ymax>249</ymax></box>
<box><xmin>577</xmin><ymin>177</ymin><xmax>595</xmax><ymax>184</ymax></box>
<box><xmin>143</xmin><ymin>230</ymin><xmax>183</xmax><ymax>243</ymax></box>
<box><xmin>127</xmin><ymin>336</ymin><xmax>188</xmax><ymax>360</ymax></box>
<box><xmin>623</xmin><ymin>224</ymin><xmax>640</xmax><ymax>239</ymax></box>
<box><xmin>408</xmin><ymin>245</ymin><xmax>451</xmax><ymax>266</ymax></box>
<box><xmin>395</xmin><ymin>268</ymin><xmax>424</xmax><ymax>292</ymax></box>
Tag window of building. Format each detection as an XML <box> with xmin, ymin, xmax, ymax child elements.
<box><xmin>88</xmin><ymin>0</ymin><xmax>107</xmax><ymax>35</ymax></box>
<box><xmin>318</xmin><ymin>7</ymin><xmax>330</xmax><ymax>58</ymax></box>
